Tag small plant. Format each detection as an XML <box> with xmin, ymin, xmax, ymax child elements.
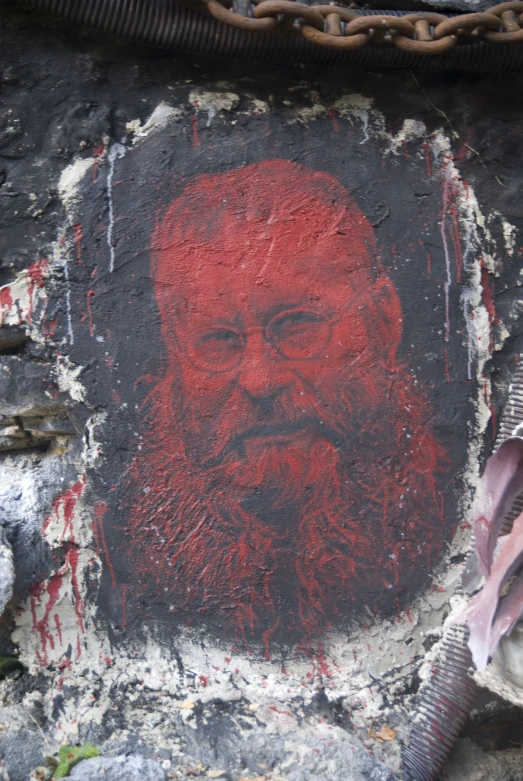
<box><xmin>0</xmin><ymin>656</ymin><xmax>24</xmax><ymax>677</ymax></box>
<box><xmin>51</xmin><ymin>743</ymin><xmax>99</xmax><ymax>779</ymax></box>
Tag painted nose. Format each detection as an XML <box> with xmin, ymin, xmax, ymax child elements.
<box><xmin>237</xmin><ymin>329</ymin><xmax>289</xmax><ymax>400</ymax></box>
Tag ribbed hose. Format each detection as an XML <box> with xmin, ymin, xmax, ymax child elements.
<box><xmin>402</xmin><ymin>625</ymin><xmax>478</xmax><ymax>781</ymax></box>
<box><xmin>16</xmin><ymin>0</ymin><xmax>523</xmax><ymax>70</ymax></box>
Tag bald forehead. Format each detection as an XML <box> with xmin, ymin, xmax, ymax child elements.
<box><xmin>156</xmin><ymin>208</ymin><xmax>374</xmax><ymax>321</ymax></box>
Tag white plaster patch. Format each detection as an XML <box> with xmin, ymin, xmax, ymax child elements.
<box><xmin>0</xmin><ymin>260</ymin><xmax>49</xmax><ymax>330</ymax></box>
<box><xmin>54</xmin><ymin>355</ymin><xmax>86</xmax><ymax>403</ymax></box>
<box><xmin>58</xmin><ymin>158</ymin><xmax>94</xmax><ymax>207</ymax></box>
<box><xmin>189</xmin><ymin>89</ymin><xmax>240</xmax><ymax>126</ymax></box>
<box><xmin>128</xmin><ymin>102</ymin><xmax>182</xmax><ymax>141</ymax></box>
<box><xmin>388</xmin><ymin>119</ymin><xmax>427</xmax><ymax>155</ymax></box>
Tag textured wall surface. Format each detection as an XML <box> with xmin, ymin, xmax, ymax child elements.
<box><xmin>1</xmin><ymin>2</ymin><xmax>523</xmax><ymax>779</ymax></box>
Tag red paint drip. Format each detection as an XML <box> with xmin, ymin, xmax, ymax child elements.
<box><xmin>92</xmin><ymin>144</ymin><xmax>105</xmax><ymax>183</ymax></box>
<box><xmin>94</xmin><ymin>502</ymin><xmax>116</xmax><ymax>588</ymax></box>
<box><xmin>480</xmin><ymin>261</ymin><xmax>496</xmax><ymax>324</ymax></box>
<box><xmin>30</xmin><ymin>572</ymin><xmax>63</xmax><ymax>666</ymax></box>
<box><xmin>86</xmin><ymin>290</ymin><xmax>95</xmax><ymax>337</ymax></box>
<box><xmin>66</xmin><ymin>545</ymin><xmax>86</xmax><ymax>633</ymax></box>
<box><xmin>42</xmin><ymin>477</ymin><xmax>86</xmax><ymax>543</ymax></box>
<box><xmin>27</xmin><ymin>258</ymin><xmax>49</xmax><ymax>324</ymax></box>
<box><xmin>191</xmin><ymin>115</ymin><xmax>201</xmax><ymax>147</ymax></box>
<box><xmin>444</xmin><ymin>349</ymin><xmax>450</xmax><ymax>383</ymax></box>
<box><xmin>54</xmin><ymin>613</ymin><xmax>63</xmax><ymax>646</ymax></box>
<box><xmin>73</xmin><ymin>225</ymin><xmax>83</xmax><ymax>265</ymax></box>
<box><xmin>328</xmin><ymin>108</ymin><xmax>339</xmax><ymax>132</ymax></box>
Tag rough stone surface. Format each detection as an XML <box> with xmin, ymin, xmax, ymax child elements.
<box><xmin>445</xmin><ymin>738</ymin><xmax>523</xmax><ymax>781</ymax></box>
<box><xmin>0</xmin><ymin>726</ymin><xmax>44</xmax><ymax>781</ymax></box>
<box><xmin>70</xmin><ymin>756</ymin><xmax>166</xmax><ymax>781</ymax></box>
<box><xmin>0</xmin><ymin>529</ymin><xmax>14</xmax><ymax>616</ymax></box>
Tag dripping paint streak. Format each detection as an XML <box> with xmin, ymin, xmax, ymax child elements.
<box><xmin>42</xmin><ymin>477</ymin><xmax>86</xmax><ymax>544</ymax></box>
<box><xmin>328</xmin><ymin>108</ymin><xmax>339</xmax><ymax>132</ymax></box>
<box><xmin>440</xmin><ymin>158</ymin><xmax>452</xmax><ymax>344</ymax></box>
<box><xmin>61</xmin><ymin>239</ymin><xmax>74</xmax><ymax>345</ymax></box>
<box><xmin>191</xmin><ymin>114</ymin><xmax>201</xmax><ymax>147</ymax></box>
<box><xmin>73</xmin><ymin>224</ymin><xmax>83</xmax><ymax>265</ymax></box>
<box><xmin>106</xmin><ymin>143</ymin><xmax>126</xmax><ymax>273</ymax></box>
<box><xmin>450</xmin><ymin>208</ymin><xmax>463</xmax><ymax>284</ymax></box>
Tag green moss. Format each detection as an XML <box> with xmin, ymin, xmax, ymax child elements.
<box><xmin>52</xmin><ymin>743</ymin><xmax>100</xmax><ymax>778</ymax></box>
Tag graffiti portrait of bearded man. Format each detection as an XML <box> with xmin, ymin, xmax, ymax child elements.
<box><xmin>126</xmin><ymin>159</ymin><xmax>446</xmax><ymax>651</ymax></box>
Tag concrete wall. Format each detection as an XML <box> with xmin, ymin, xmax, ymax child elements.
<box><xmin>1</xmin><ymin>3</ymin><xmax>523</xmax><ymax>779</ymax></box>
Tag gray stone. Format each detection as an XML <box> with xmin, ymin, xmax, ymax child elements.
<box><xmin>182</xmin><ymin>712</ymin><xmax>396</xmax><ymax>781</ymax></box>
<box><xmin>0</xmin><ymin>528</ymin><xmax>14</xmax><ymax>615</ymax></box>
<box><xmin>0</xmin><ymin>727</ymin><xmax>44</xmax><ymax>781</ymax></box>
<box><xmin>0</xmin><ymin>326</ymin><xmax>28</xmax><ymax>352</ymax></box>
<box><xmin>0</xmin><ymin>357</ymin><xmax>60</xmax><ymax>417</ymax></box>
<box><xmin>242</xmin><ymin>727</ymin><xmax>396</xmax><ymax>781</ymax></box>
<box><xmin>69</xmin><ymin>756</ymin><xmax>166</xmax><ymax>781</ymax></box>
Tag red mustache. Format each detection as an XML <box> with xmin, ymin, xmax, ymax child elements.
<box><xmin>181</xmin><ymin>381</ymin><xmax>352</xmax><ymax>469</ymax></box>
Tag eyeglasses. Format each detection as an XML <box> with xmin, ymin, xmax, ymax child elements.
<box><xmin>182</xmin><ymin>309</ymin><xmax>335</xmax><ymax>373</ymax></box>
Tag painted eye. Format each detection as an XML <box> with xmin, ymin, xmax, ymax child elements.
<box><xmin>190</xmin><ymin>327</ymin><xmax>244</xmax><ymax>371</ymax></box>
<box><xmin>269</xmin><ymin>311</ymin><xmax>332</xmax><ymax>360</ymax></box>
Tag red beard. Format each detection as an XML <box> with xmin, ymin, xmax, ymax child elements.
<box><xmin>125</xmin><ymin>362</ymin><xmax>446</xmax><ymax>653</ymax></box>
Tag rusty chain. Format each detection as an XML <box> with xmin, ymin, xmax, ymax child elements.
<box><xmin>205</xmin><ymin>0</ymin><xmax>523</xmax><ymax>53</ymax></box>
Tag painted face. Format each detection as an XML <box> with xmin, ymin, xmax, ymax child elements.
<box><xmin>153</xmin><ymin>163</ymin><xmax>397</xmax><ymax>494</ymax></box>
<box><xmin>128</xmin><ymin>161</ymin><xmax>442</xmax><ymax>647</ymax></box>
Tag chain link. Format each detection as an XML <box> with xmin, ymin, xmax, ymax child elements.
<box><xmin>205</xmin><ymin>0</ymin><xmax>523</xmax><ymax>54</ymax></box>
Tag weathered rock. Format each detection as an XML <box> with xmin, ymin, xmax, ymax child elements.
<box><xmin>0</xmin><ymin>529</ymin><xmax>14</xmax><ymax>616</ymax></box>
<box><xmin>0</xmin><ymin>326</ymin><xmax>27</xmax><ymax>352</ymax></box>
<box><xmin>21</xmin><ymin>414</ymin><xmax>77</xmax><ymax>437</ymax></box>
<box><xmin>0</xmin><ymin>357</ymin><xmax>60</xmax><ymax>417</ymax></box>
<box><xmin>69</xmin><ymin>755</ymin><xmax>166</xmax><ymax>781</ymax></box>
<box><xmin>182</xmin><ymin>712</ymin><xmax>396</xmax><ymax>781</ymax></box>
<box><xmin>444</xmin><ymin>738</ymin><xmax>523</xmax><ymax>781</ymax></box>
<box><xmin>0</xmin><ymin>727</ymin><xmax>44</xmax><ymax>781</ymax></box>
<box><xmin>243</xmin><ymin>727</ymin><xmax>397</xmax><ymax>781</ymax></box>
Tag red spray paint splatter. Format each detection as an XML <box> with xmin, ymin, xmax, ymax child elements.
<box><xmin>328</xmin><ymin>108</ymin><xmax>339</xmax><ymax>132</ymax></box>
<box><xmin>42</xmin><ymin>477</ymin><xmax>86</xmax><ymax>544</ymax></box>
<box><xmin>92</xmin><ymin>143</ymin><xmax>105</xmax><ymax>183</ymax></box>
<box><xmin>30</xmin><ymin>545</ymin><xmax>85</xmax><ymax>667</ymax></box>
<box><xmin>191</xmin><ymin>115</ymin><xmax>201</xmax><ymax>147</ymax></box>
<box><xmin>27</xmin><ymin>258</ymin><xmax>49</xmax><ymax>324</ymax></box>
<box><xmin>480</xmin><ymin>260</ymin><xmax>496</xmax><ymax>324</ymax></box>
<box><xmin>125</xmin><ymin>160</ymin><xmax>446</xmax><ymax>650</ymax></box>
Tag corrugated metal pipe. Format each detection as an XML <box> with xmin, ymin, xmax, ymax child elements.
<box><xmin>13</xmin><ymin>0</ymin><xmax>523</xmax><ymax>70</ymax></box>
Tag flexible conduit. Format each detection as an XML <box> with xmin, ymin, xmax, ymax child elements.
<box><xmin>15</xmin><ymin>0</ymin><xmax>523</xmax><ymax>70</ymax></box>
